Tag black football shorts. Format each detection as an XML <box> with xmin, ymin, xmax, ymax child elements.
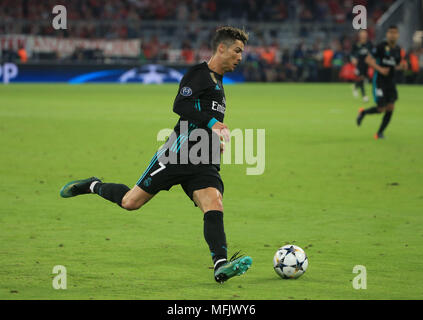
<box><xmin>136</xmin><ymin>152</ymin><xmax>224</xmax><ymax>203</ymax></box>
<box><xmin>355</xmin><ymin>64</ymin><xmax>368</xmax><ymax>78</ymax></box>
<box><xmin>373</xmin><ymin>83</ymin><xmax>398</xmax><ymax>107</ymax></box>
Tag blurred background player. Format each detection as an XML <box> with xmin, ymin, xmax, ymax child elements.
<box><xmin>356</xmin><ymin>25</ymin><xmax>408</xmax><ymax>139</ymax></box>
<box><xmin>351</xmin><ymin>30</ymin><xmax>373</xmax><ymax>102</ymax></box>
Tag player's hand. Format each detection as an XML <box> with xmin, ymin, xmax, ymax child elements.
<box><xmin>400</xmin><ymin>60</ymin><xmax>408</xmax><ymax>70</ymax></box>
<box><xmin>379</xmin><ymin>67</ymin><xmax>390</xmax><ymax>76</ymax></box>
<box><xmin>220</xmin><ymin>136</ymin><xmax>225</xmax><ymax>154</ymax></box>
<box><xmin>212</xmin><ymin>121</ymin><xmax>230</xmax><ymax>143</ymax></box>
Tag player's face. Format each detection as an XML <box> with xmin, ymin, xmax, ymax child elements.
<box><xmin>358</xmin><ymin>30</ymin><xmax>368</xmax><ymax>43</ymax></box>
<box><xmin>220</xmin><ymin>40</ymin><xmax>244</xmax><ymax>72</ymax></box>
<box><xmin>386</xmin><ymin>28</ymin><xmax>399</xmax><ymax>44</ymax></box>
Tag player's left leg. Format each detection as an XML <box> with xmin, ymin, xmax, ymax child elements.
<box><xmin>193</xmin><ymin>187</ymin><xmax>252</xmax><ymax>283</ymax></box>
<box><xmin>356</xmin><ymin>78</ymin><xmax>366</xmax><ymax>99</ymax></box>
<box><xmin>375</xmin><ymin>103</ymin><xmax>395</xmax><ymax>139</ymax></box>
<box><xmin>353</xmin><ymin>82</ymin><xmax>359</xmax><ymax>98</ymax></box>
<box><xmin>360</xmin><ymin>78</ymin><xmax>369</xmax><ymax>102</ymax></box>
<box><xmin>375</xmin><ymin>86</ymin><xmax>397</xmax><ymax>139</ymax></box>
<box><xmin>193</xmin><ymin>187</ymin><xmax>227</xmax><ymax>268</ymax></box>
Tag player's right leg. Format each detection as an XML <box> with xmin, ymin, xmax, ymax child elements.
<box><xmin>60</xmin><ymin>177</ymin><xmax>154</xmax><ymax>210</ymax></box>
<box><xmin>357</xmin><ymin>105</ymin><xmax>384</xmax><ymax>126</ymax></box>
<box><xmin>121</xmin><ymin>185</ymin><xmax>155</xmax><ymax>210</ymax></box>
<box><xmin>357</xmin><ymin>85</ymin><xmax>386</xmax><ymax>126</ymax></box>
<box><xmin>59</xmin><ymin>149</ymin><xmax>168</xmax><ymax>210</ymax></box>
<box><xmin>60</xmin><ymin>176</ymin><xmax>101</xmax><ymax>199</ymax></box>
<box><xmin>90</xmin><ymin>181</ymin><xmax>154</xmax><ymax>210</ymax></box>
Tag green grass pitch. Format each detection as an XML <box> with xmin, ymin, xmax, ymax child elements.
<box><xmin>1</xmin><ymin>83</ymin><xmax>422</xmax><ymax>300</ymax></box>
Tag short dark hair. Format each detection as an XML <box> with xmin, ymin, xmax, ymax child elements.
<box><xmin>388</xmin><ymin>25</ymin><xmax>398</xmax><ymax>30</ymax></box>
<box><xmin>211</xmin><ymin>26</ymin><xmax>249</xmax><ymax>53</ymax></box>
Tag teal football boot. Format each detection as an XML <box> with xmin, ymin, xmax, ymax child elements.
<box><xmin>60</xmin><ymin>177</ymin><xmax>101</xmax><ymax>198</ymax></box>
<box><xmin>214</xmin><ymin>251</ymin><xmax>253</xmax><ymax>283</ymax></box>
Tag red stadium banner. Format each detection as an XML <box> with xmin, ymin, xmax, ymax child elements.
<box><xmin>0</xmin><ymin>34</ymin><xmax>141</xmax><ymax>58</ymax></box>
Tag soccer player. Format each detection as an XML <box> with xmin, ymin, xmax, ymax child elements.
<box><xmin>356</xmin><ymin>25</ymin><xmax>407</xmax><ymax>139</ymax></box>
<box><xmin>351</xmin><ymin>29</ymin><xmax>373</xmax><ymax>102</ymax></box>
<box><xmin>59</xmin><ymin>27</ymin><xmax>253</xmax><ymax>283</ymax></box>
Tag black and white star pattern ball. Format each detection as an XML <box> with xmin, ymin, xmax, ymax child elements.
<box><xmin>273</xmin><ymin>245</ymin><xmax>309</xmax><ymax>279</ymax></box>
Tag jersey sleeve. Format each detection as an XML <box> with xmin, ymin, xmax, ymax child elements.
<box><xmin>173</xmin><ymin>68</ymin><xmax>215</xmax><ymax>128</ymax></box>
<box><xmin>367</xmin><ymin>43</ymin><xmax>374</xmax><ymax>56</ymax></box>
<box><xmin>370</xmin><ymin>44</ymin><xmax>384</xmax><ymax>61</ymax></box>
<box><xmin>350</xmin><ymin>44</ymin><xmax>359</xmax><ymax>60</ymax></box>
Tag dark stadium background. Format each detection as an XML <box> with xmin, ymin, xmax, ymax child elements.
<box><xmin>0</xmin><ymin>0</ymin><xmax>422</xmax><ymax>84</ymax></box>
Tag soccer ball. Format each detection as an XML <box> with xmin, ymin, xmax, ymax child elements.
<box><xmin>273</xmin><ymin>245</ymin><xmax>309</xmax><ymax>279</ymax></box>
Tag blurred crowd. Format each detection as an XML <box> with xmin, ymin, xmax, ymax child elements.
<box><xmin>240</xmin><ymin>40</ymin><xmax>423</xmax><ymax>83</ymax></box>
<box><xmin>1</xmin><ymin>0</ymin><xmax>395</xmax><ymax>39</ymax></box>
<box><xmin>1</xmin><ymin>0</ymin><xmax>422</xmax><ymax>83</ymax></box>
<box><xmin>137</xmin><ymin>32</ymin><xmax>422</xmax><ymax>83</ymax></box>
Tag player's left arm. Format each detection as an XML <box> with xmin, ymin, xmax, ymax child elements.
<box><xmin>396</xmin><ymin>48</ymin><xmax>408</xmax><ymax>70</ymax></box>
<box><xmin>396</xmin><ymin>61</ymin><xmax>408</xmax><ymax>70</ymax></box>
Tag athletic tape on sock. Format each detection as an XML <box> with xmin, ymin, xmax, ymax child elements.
<box><xmin>214</xmin><ymin>258</ymin><xmax>227</xmax><ymax>269</ymax></box>
<box><xmin>89</xmin><ymin>181</ymin><xmax>100</xmax><ymax>193</ymax></box>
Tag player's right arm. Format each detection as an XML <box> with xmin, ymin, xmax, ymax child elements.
<box><xmin>173</xmin><ymin>68</ymin><xmax>230</xmax><ymax>142</ymax></box>
<box><xmin>210</xmin><ymin>121</ymin><xmax>230</xmax><ymax>143</ymax></box>
<box><xmin>365</xmin><ymin>45</ymin><xmax>389</xmax><ymax>76</ymax></box>
<box><xmin>364</xmin><ymin>54</ymin><xmax>388</xmax><ymax>76</ymax></box>
<box><xmin>350</xmin><ymin>45</ymin><xmax>358</xmax><ymax>66</ymax></box>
